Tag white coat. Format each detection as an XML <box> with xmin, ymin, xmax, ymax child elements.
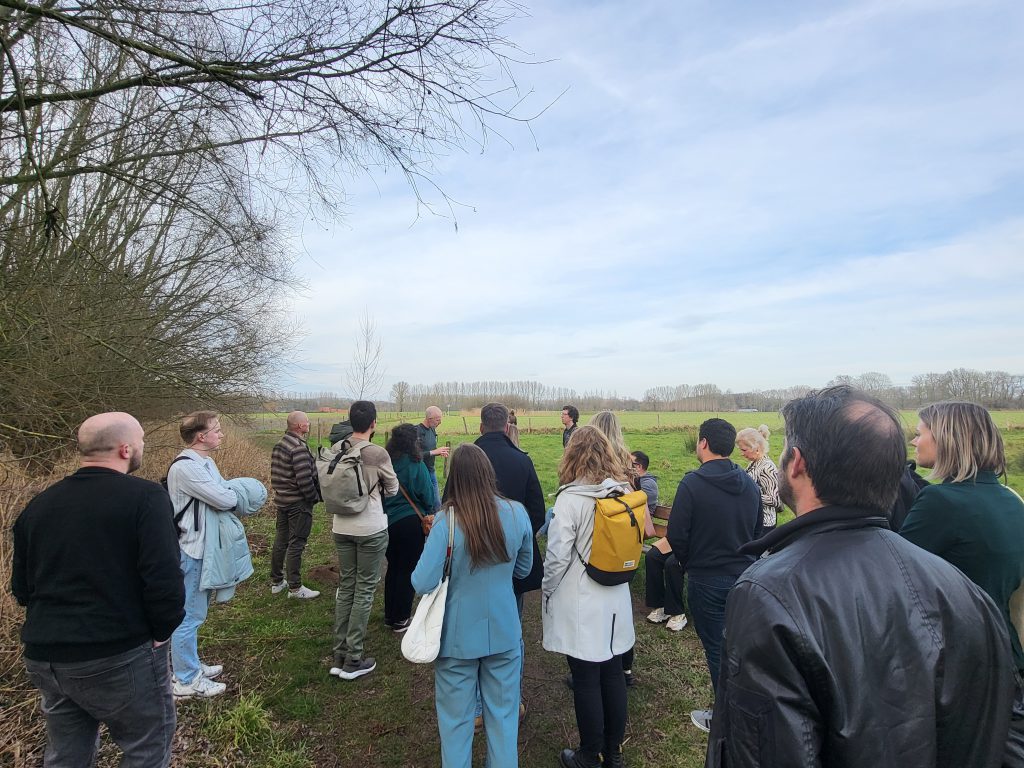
<box><xmin>541</xmin><ymin>478</ymin><xmax>636</xmax><ymax>662</ymax></box>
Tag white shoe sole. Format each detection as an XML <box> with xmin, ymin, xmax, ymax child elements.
<box><xmin>646</xmin><ymin>613</ymin><xmax>669</xmax><ymax>624</ymax></box>
<box><xmin>333</xmin><ymin>662</ymin><xmax>376</xmax><ymax>680</ymax></box>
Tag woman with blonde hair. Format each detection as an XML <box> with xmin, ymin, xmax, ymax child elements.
<box><xmin>411</xmin><ymin>444</ymin><xmax>533</xmax><ymax>768</ymax></box>
<box><xmin>542</xmin><ymin>425</ymin><xmax>633</xmax><ymax>768</ymax></box>
<box><xmin>900</xmin><ymin>401</ymin><xmax>1024</xmax><ymax>758</ymax></box>
<box><xmin>735</xmin><ymin>424</ymin><xmax>782</xmax><ymax>530</ymax></box>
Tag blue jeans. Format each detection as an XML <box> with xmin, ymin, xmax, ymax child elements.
<box><xmin>25</xmin><ymin>643</ymin><xmax>175</xmax><ymax>768</ymax></box>
<box><xmin>171</xmin><ymin>551</ymin><xmax>209</xmax><ymax>685</ymax></box>
<box><xmin>437</xmin><ymin>647</ymin><xmax>521</xmax><ymax>768</ymax></box>
<box><xmin>428</xmin><ymin>470</ymin><xmax>442</xmax><ymax>512</ymax></box>
<box><xmin>687</xmin><ymin>573</ymin><xmax>737</xmax><ymax>693</ymax></box>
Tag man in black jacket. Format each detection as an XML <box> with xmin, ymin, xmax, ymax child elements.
<box><xmin>667</xmin><ymin>418</ymin><xmax>762</xmax><ymax>732</ymax></box>
<box><xmin>12</xmin><ymin>412</ymin><xmax>185</xmax><ymax>767</ymax></box>
<box><xmin>476</xmin><ymin>402</ymin><xmax>546</xmax><ymax>714</ymax></box>
<box><xmin>706</xmin><ymin>386</ymin><xmax>1014</xmax><ymax>768</ymax></box>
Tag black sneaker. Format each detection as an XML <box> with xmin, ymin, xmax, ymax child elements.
<box><xmin>333</xmin><ymin>657</ymin><xmax>376</xmax><ymax>680</ymax></box>
<box><xmin>623</xmin><ymin>669</ymin><xmax>636</xmax><ymax>687</ymax></box>
<box><xmin>391</xmin><ymin>618</ymin><xmax>411</xmax><ymax>634</ymax></box>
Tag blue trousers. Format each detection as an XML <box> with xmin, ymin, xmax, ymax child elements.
<box><xmin>435</xmin><ymin>647</ymin><xmax>521</xmax><ymax>768</ymax></box>
<box><xmin>25</xmin><ymin>643</ymin><xmax>175</xmax><ymax>768</ymax></box>
<box><xmin>428</xmin><ymin>470</ymin><xmax>442</xmax><ymax>512</ymax></box>
<box><xmin>170</xmin><ymin>551</ymin><xmax>208</xmax><ymax>685</ymax></box>
<box><xmin>687</xmin><ymin>574</ymin><xmax>737</xmax><ymax>693</ymax></box>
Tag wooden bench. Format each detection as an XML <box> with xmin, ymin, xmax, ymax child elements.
<box><xmin>650</xmin><ymin>503</ymin><xmax>672</xmax><ymax>539</ymax></box>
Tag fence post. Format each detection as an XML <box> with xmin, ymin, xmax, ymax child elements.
<box><xmin>463</xmin><ymin>416</ymin><xmax>468</xmax><ymax>434</ymax></box>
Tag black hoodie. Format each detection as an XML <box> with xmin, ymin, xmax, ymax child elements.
<box><xmin>666</xmin><ymin>458</ymin><xmax>763</xmax><ymax>579</ymax></box>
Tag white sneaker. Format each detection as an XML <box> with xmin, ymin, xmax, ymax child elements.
<box><xmin>173</xmin><ymin>674</ymin><xmax>226</xmax><ymax>699</ymax></box>
<box><xmin>646</xmin><ymin>607</ymin><xmax>668</xmax><ymax>623</ymax></box>
<box><xmin>690</xmin><ymin>709</ymin><xmax>712</xmax><ymax>733</ymax></box>
<box><xmin>666</xmin><ymin>614</ymin><xmax>688</xmax><ymax>632</ymax></box>
<box><xmin>288</xmin><ymin>585</ymin><xmax>320</xmax><ymax>599</ymax></box>
<box><xmin>270</xmin><ymin>581</ymin><xmax>288</xmax><ymax>594</ymax></box>
<box><xmin>200</xmin><ymin>662</ymin><xmax>223</xmax><ymax>679</ymax></box>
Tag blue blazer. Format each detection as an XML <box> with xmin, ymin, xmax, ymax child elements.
<box><xmin>411</xmin><ymin>498</ymin><xmax>532</xmax><ymax>659</ymax></box>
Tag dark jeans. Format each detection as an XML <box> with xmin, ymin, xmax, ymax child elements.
<box><xmin>687</xmin><ymin>573</ymin><xmax>737</xmax><ymax>693</ymax></box>
<box><xmin>645</xmin><ymin>547</ymin><xmax>686</xmax><ymax>615</ymax></box>
<box><xmin>24</xmin><ymin>642</ymin><xmax>175</xmax><ymax>768</ymax></box>
<box><xmin>384</xmin><ymin>514</ymin><xmax>426</xmax><ymax>624</ymax></box>
<box><xmin>567</xmin><ymin>654</ymin><xmax>627</xmax><ymax>759</ymax></box>
<box><xmin>270</xmin><ymin>501</ymin><xmax>314</xmax><ymax>589</ymax></box>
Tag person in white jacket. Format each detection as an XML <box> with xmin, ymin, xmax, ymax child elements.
<box><xmin>542</xmin><ymin>425</ymin><xmax>635</xmax><ymax>768</ymax></box>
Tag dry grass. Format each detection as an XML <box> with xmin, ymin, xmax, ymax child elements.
<box><xmin>0</xmin><ymin>424</ymin><xmax>270</xmax><ymax>767</ymax></box>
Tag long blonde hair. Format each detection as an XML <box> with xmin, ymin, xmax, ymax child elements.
<box><xmin>444</xmin><ymin>444</ymin><xmax>510</xmax><ymax>569</ymax></box>
<box><xmin>558</xmin><ymin>425</ymin><xmax>628</xmax><ymax>485</ymax></box>
<box><xmin>589</xmin><ymin>410</ymin><xmax>633</xmax><ymax>477</ymax></box>
<box><xmin>919</xmin><ymin>402</ymin><xmax>1006</xmax><ymax>483</ymax></box>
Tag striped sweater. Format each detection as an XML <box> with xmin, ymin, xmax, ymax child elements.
<box><xmin>270</xmin><ymin>431</ymin><xmax>321</xmax><ymax>507</ymax></box>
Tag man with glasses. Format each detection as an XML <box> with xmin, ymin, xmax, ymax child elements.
<box><xmin>167</xmin><ymin>411</ymin><xmax>239</xmax><ymax>698</ymax></box>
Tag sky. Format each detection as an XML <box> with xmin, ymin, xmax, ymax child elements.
<box><xmin>281</xmin><ymin>0</ymin><xmax>1024</xmax><ymax>399</ymax></box>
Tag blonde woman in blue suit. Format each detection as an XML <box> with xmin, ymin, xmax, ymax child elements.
<box><xmin>411</xmin><ymin>443</ymin><xmax>533</xmax><ymax>768</ymax></box>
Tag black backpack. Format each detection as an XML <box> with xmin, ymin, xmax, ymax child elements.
<box><xmin>889</xmin><ymin>460</ymin><xmax>929</xmax><ymax>531</ymax></box>
<box><xmin>161</xmin><ymin>455</ymin><xmax>199</xmax><ymax>536</ymax></box>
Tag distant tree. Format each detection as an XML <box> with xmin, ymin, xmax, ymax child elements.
<box><xmin>345</xmin><ymin>313</ymin><xmax>386</xmax><ymax>400</ymax></box>
<box><xmin>391</xmin><ymin>381</ymin><xmax>411</xmax><ymax>415</ymax></box>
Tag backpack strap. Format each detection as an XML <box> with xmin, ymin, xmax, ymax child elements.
<box><xmin>167</xmin><ymin>456</ymin><xmax>200</xmax><ymax>535</ymax></box>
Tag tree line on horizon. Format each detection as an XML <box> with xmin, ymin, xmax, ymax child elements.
<box><xmin>267</xmin><ymin>368</ymin><xmax>1024</xmax><ymax>416</ymax></box>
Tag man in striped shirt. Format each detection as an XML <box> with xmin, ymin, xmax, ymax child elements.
<box><xmin>270</xmin><ymin>411</ymin><xmax>322</xmax><ymax>599</ymax></box>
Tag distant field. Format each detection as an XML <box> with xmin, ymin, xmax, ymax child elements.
<box><xmin>248</xmin><ymin>410</ymin><xmax>1024</xmax><ymax>501</ymax></box>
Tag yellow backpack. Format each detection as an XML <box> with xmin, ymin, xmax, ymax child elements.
<box><xmin>581</xmin><ymin>490</ymin><xmax>648</xmax><ymax>586</ymax></box>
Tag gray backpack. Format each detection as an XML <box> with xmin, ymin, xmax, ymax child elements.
<box><xmin>317</xmin><ymin>439</ymin><xmax>371</xmax><ymax>516</ymax></box>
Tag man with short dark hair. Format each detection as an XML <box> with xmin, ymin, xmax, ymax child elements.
<box><xmin>667</xmin><ymin>418</ymin><xmax>762</xmax><ymax>732</ymax></box>
<box><xmin>270</xmin><ymin>410</ymin><xmax>322</xmax><ymax>599</ymax></box>
<box><xmin>476</xmin><ymin>402</ymin><xmax>546</xmax><ymax>716</ymax></box>
<box><xmin>416</xmin><ymin>405</ymin><xmax>450</xmax><ymax>511</ymax></box>
<box><xmin>561</xmin><ymin>405</ymin><xmax>579</xmax><ymax>448</ymax></box>
<box><xmin>12</xmin><ymin>412</ymin><xmax>185</xmax><ymax>766</ymax></box>
<box><xmin>705</xmin><ymin>386</ymin><xmax>1015</xmax><ymax>767</ymax></box>
<box><xmin>330</xmin><ymin>400</ymin><xmax>398</xmax><ymax>681</ymax></box>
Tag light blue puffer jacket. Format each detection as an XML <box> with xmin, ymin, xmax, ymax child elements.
<box><xmin>200</xmin><ymin>478</ymin><xmax>266</xmax><ymax>601</ymax></box>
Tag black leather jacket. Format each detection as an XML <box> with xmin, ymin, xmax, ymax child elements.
<box><xmin>706</xmin><ymin>505</ymin><xmax>1014</xmax><ymax>768</ymax></box>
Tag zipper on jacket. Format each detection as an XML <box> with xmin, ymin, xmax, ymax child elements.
<box><xmin>610</xmin><ymin>612</ymin><xmax>616</xmax><ymax>655</ymax></box>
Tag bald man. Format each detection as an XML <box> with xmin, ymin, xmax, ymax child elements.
<box><xmin>416</xmin><ymin>406</ymin><xmax>450</xmax><ymax>511</ymax></box>
<box><xmin>269</xmin><ymin>411</ymin><xmax>322</xmax><ymax>599</ymax></box>
<box><xmin>12</xmin><ymin>412</ymin><xmax>185</xmax><ymax>766</ymax></box>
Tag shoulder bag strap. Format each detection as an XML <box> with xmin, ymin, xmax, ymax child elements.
<box><xmin>443</xmin><ymin>509</ymin><xmax>455</xmax><ymax>581</ymax></box>
<box><xmin>398</xmin><ymin>482</ymin><xmax>425</xmax><ymax>522</ymax></box>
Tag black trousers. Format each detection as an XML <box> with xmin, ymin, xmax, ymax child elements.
<box><xmin>270</xmin><ymin>501</ymin><xmax>314</xmax><ymax>589</ymax></box>
<box><xmin>384</xmin><ymin>514</ymin><xmax>425</xmax><ymax>624</ymax></box>
<box><xmin>567</xmin><ymin>654</ymin><xmax>627</xmax><ymax>758</ymax></box>
<box><xmin>645</xmin><ymin>547</ymin><xmax>686</xmax><ymax>616</ymax></box>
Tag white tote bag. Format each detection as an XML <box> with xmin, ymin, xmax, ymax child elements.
<box><xmin>401</xmin><ymin>510</ymin><xmax>455</xmax><ymax>664</ymax></box>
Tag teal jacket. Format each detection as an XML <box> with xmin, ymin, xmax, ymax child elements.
<box><xmin>901</xmin><ymin>470</ymin><xmax>1024</xmax><ymax>669</ymax></box>
<box><xmin>411</xmin><ymin>499</ymin><xmax>532</xmax><ymax>659</ymax></box>
<box><xmin>384</xmin><ymin>454</ymin><xmax>434</xmax><ymax>526</ymax></box>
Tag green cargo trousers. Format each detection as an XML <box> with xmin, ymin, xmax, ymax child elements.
<box><xmin>332</xmin><ymin>529</ymin><xmax>389</xmax><ymax>666</ymax></box>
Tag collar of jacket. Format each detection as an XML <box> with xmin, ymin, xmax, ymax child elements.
<box><xmin>476</xmin><ymin>430</ymin><xmax>523</xmax><ymax>452</ymax></box>
<box><xmin>942</xmin><ymin>469</ymin><xmax>1002</xmax><ymax>485</ymax></box>
<box><xmin>740</xmin><ymin>505</ymin><xmax>891</xmax><ymax>557</ymax></box>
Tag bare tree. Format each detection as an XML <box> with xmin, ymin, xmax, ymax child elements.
<box><xmin>345</xmin><ymin>313</ymin><xmax>385</xmax><ymax>401</ymax></box>
<box><xmin>391</xmin><ymin>381</ymin><xmax>411</xmax><ymax>415</ymax></box>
